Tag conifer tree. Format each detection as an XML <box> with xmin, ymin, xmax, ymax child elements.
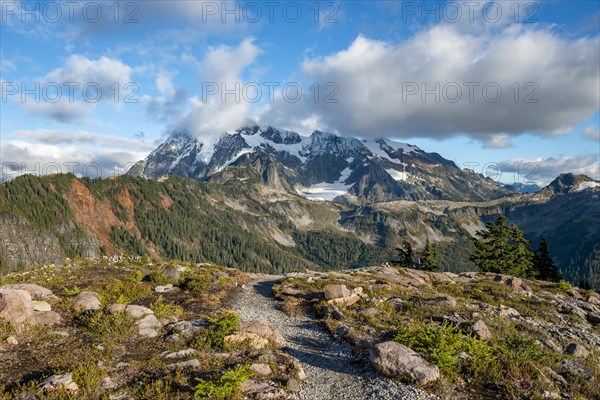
<box><xmin>534</xmin><ymin>236</ymin><xmax>562</xmax><ymax>282</ymax></box>
<box><xmin>395</xmin><ymin>241</ymin><xmax>414</xmax><ymax>268</ymax></box>
<box><xmin>421</xmin><ymin>238</ymin><xmax>438</xmax><ymax>272</ymax></box>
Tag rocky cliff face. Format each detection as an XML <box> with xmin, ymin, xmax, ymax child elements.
<box><xmin>128</xmin><ymin>125</ymin><xmax>513</xmax><ymax>203</ymax></box>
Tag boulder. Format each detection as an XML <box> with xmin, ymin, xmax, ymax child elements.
<box><xmin>239</xmin><ymin>320</ymin><xmax>285</xmax><ymax>347</ymax></box>
<box><xmin>38</xmin><ymin>373</ymin><xmax>79</xmax><ymax>393</ymax></box>
<box><xmin>0</xmin><ymin>289</ymin><xmax>35</xmax><ymax>328</ymax></box>
<box><xmin>224</xmin><ymin>332</ymin><xmax>269</xmax><ymax>350</ymax></box>
<box><xmin>565</xmin><ymin>343</ymin><xmax>589</xmax><ymax>359</ymax></box>
<box><xmin>249</xmin><ymin>363</ymin><xmax>272</xmax><ymax>376</ymax></box>
<box><xmin>323</xmin><ymin>284</ymin><xmax>351</xmax><ymax>300</ymax></box>
<box><xmin>471</xmin><ymin>320</ymin><xmax>492</xmax><ymax>341</ymax></box>
<box><xmin>71</xmin><ymin>292</ymin><xmax>101</xmax><ymax>312</ymax></box>
<box><xmin>0</xmin><ymin>284</ymin><xmax>58</xmax><ymax>301</ymax></box>
<box><xmin>497</xmin><ymin>305</ymin><xmax>520</xmax><ymax>319</ymax></box>
<box><xmin>369</xmin><ymin>341</ymin><xmax>440</xmax><ymax>385</ymax></box>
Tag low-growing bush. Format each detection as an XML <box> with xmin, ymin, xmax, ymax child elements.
<box><xmin>191</xmin><ymin>312</ymin><xmax>239</xmax><ymax>350</ymax></box>
<box><xmin>194</xmin><ymin>365</ymin><xmax>253</xmax><ymax>400</ymax></box>
<box><xmin>151</xmin><ymin>296</ymin><xmax>183</xmax><ymax>321</ymax></box>
<box><xmin>79</xmin><ymin>310</ymin><xmax>136</xmax><ymax>340</ymax></box>
<box><xmin>99</xmin><ymin>279</ymin><xmax>151</xmax><ymax>305</ymax></box>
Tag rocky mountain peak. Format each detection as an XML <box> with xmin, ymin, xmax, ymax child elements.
<box><xmin>543</xmin><ymin>173</ymin><xmax>599</xmax><ymax>194</ymax></box>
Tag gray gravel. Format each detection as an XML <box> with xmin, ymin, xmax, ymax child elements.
<box><xmin>232</xmin><ymin>277</ymin><xmax>438</xmax><ymax>400</ymax></box>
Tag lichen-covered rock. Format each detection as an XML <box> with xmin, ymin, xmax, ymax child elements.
<box><xmin>565</xmin><ymin>343</ymin><xmax>589</xmax><ymax>359</ymax></box>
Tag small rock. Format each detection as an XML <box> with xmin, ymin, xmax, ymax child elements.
<box><xmin>358</xmin><ymin>308</ymin><xmax>381</xmax><ymax>317</ymax></box>
<box><xmin>565</xmin><ymin>343</ymin><xmax>589</xmax><ymax>359</ymax></box>
<box><xmin>559</xmin><ymin>360</ymin><xmax>592</xmax><ymax>379</ymax></box>
<box><xmin>497</xmin><ymin>305</ymin><xmax>520</xmax><ymax>319</ymax></box>
<box><xmin>370</xmin><ymin>341</ymin><xmax>440</xmax><ymax>385</ymax></box>
<box><xmin>136</xmin><ymin>314</ymin><xmax>162</xmax><ymax>338</ymax></box>
<box><xmin>100</xmin><ymin>377</ymin><xmax>117</xmax><ymax>390</ymax></box>
<box><xmin>32</xmin><ymin>301</ymin><xmax>52</xmax><ymax>312</ymax></box>
<box><xmin>330</xmin><ymin>305</ymin><xmax>344</xmax><ymax>320</ymax></box>
<box><xmin>167</xmin><ymin>359</ymin><xmax>201</xmax><ymax>370</ymax></box>
<box><xmin>327</xmin><ymin>293</ymin><xmax>361</xmax><ymax>307</ymax></box>
<box><xmin>72</xmin><ymin>291</ymin><xmax>101</xmax><ymax>312</ymax></box>
<box><xmin>257</xmin><ymin>353</ymin><xmax>277</xmax><ymax>363</ymax></box>
<box><xmin>123</xmin><ymin>305</ymin><xmax>153</xmax><ymax>318</ymax></box>
<box><xmin>539</xmin><ymin>336</ymin><xmax>562</xmax><ymax>353</ymax></box>
<box><xmin>323</xmin><ymin>284</ymin><xmax>351</xmax><ymax>300</ymax></box>
<box><xmin>154</xmin><ymin>284</ymin><xmax>176</xmax><ymax>293</ymax></box>
<box><xmin>161</xmin><ymin>349</ymin><xmax>197</xmax><ymax>359</ymax></box>
<box><xmin>5</xmin><ymin>336</ymin><xmax>18</xmax><ymax>345</ymax></box>
<box><xmin>167</xmin><ymin>319</ymin><xmax>209</xmax><ymax>338</ymax></box>
<box><xmin>586</xmin><ymin>311</ymin><xmax>600</xmax><ymax>324</ymax></box>
<box><xmin>286</xmin><ymin>378</ymin><xmax>301</xmax><ymax>392</ymax></box>
<box><xmin>162</xmin><ymin>266</ymin><xmax>187</xmax><ymax>281</ymax></box>
<box><xmin>38</xmin><ymin>373</ymin><xmax>79</xmax><ymax>393</ymax></box>
<box><xmin>33</xmin><ymin>311</ymin><xmax>61</xmax><ymax>326</ymax></box>
<box><xmin>471</xmin><ymin>320</ymin><xmax>491</xmax><ymax>341</ymax></box>
<box><xmin>239</xmin><ymin>320</ymin><xmax>285</xmax><ymax>347</ymax></box>
<box><xmin>588</xmin><ymin>294</ymin><xmax>600</xmax><ymax>306</ymax></box>
<box><xmin>250</xmin><ymin>363</ymin><xmax>272</xmax><ymax>376</ymax></box>
<box><xmin>224</xmin><ymin>332</ymin><xmax>269</xmax><ymax>350</ymax></box>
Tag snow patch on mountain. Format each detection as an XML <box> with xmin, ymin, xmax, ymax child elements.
<box><xmin>576</xmin><ymin>181</ymin><xmax>600</xmax><ymax>192</ymax></box>
<box><xmin>386</xmin><ymin>168</ymin><xmax>408</xmax><ymax>182</ymax></box>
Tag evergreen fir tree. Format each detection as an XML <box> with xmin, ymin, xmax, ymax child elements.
<box><xmin>395</xmin><ymin>241</ymin><xmax>414</xmax><ymax>268</ymax></box>
<box><xmin>421</xmin><ymin>238</ymin><xmax>438</xmax><ymax>272</ymax></box>
<box><xmin>507</xmin><ymin>225</ymin><xmax>535</xmax><ymax>277</ymax></box>
<box><xmin>470</xmin><ymin>216</ymin><xmax>512</xmax><ymax>273</ymax></box>
<box><xmin>534</xmin><ymin>235</ymin><xmax>562</xmax><ymax>282</ymax></box>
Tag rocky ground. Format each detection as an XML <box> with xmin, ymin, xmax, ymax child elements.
<box><xmin>274</xmin><ymin>265</ymin><xmax>600</xmax><ymax>399</ymax></box>
<box><xmin>1</xmin><ymin>258</ymin><xmax>599</xmax><ymax>399</ymax></box>
<box><xmin>233</xmin><ymin>276</ymin><xmax>436</xmax><ymax>400</ymax></box>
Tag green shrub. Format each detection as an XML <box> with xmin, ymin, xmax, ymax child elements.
<box><xmin>129</xmin><ymin>270</ymin><xmax>145</xmax><ymax>283</ymax></box>
<box><xmin>191</xmin><ymin>312</ymin><xmax>239</xmax><ymax>350</ymax></box>
<box><xmin>194</xmin><ymin>365</ymin><xmax>253</xmax><ymax>400</ymax></box>
<box><xmin>150</xmin><ymin>295</ymin><xmax>183</xmax><ymax>321</ymax></box>
<box><xmin>62</xmin><ymin>285</ymin><xmax>82</xmax><ymax>297</ymax></box>
<box><xmin>99</xmin><ymin>279</ymin><xmax>151</xmax><ymax>305</ymax></box>
<box><xmin>556</xmin><ymin>280</ymin><xmax>572</xmax><ymax>292</ymax></box>
<box><xmin>395</xmin><ymin>321</ymin><xmax>466</xmax><ymax>374</ymax></box>
<box><xmin>79</xmin><ymin>310</ymin><xmax>136</xmax><ymax>339</ymax></box>
<box><xmin>0</xmin><ymin>322</ymin><xmax>13</xmax><ymax>341</ymax></box>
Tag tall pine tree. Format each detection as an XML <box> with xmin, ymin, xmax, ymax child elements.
<box><xmin>470</xmin><ymin>216</ymin><xmax>535</xmax><ymax>278</ymax></box>
<box><xmin>395</xmin><ymin>241</ymin><xmax>414</xmax><ymax>268</ymax></box>
<box><xmin>534</xmin><ymin>235</ymin><xmax>562</xmax><ymax>282</ymax></box>
<box><xmin>421</xmin><ymin>238</ymin><xmax>438</xmax><ymax>272</ymax></box>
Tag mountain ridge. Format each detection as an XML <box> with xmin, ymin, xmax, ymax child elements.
<box><xmin>128</xmin><ymin>125</ymin><xmax>513</xmax><ymax>203</ymax></box>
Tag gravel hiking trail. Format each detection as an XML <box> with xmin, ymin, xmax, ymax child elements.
<box><xmin>232</xmin><ymin>276</ymin><xmax>436</xmax><ymax>400</ymax></box>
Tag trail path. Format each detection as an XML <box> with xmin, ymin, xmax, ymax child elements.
<box><xmin>232</xmin><ymin>276</ymin><xmax>436</xmax><ymax>400</ymax></box>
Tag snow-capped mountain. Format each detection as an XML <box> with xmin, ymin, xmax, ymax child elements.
<box><xmin>128</xmin><ymin>125</ymin><xmax>513</xmax><ymax>203</ymax></box>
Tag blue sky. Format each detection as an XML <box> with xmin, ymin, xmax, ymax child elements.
<box><xmin>1</xmin><ymin>0</ymin><xmax>599</xmax><ymax>184</ymax></box>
